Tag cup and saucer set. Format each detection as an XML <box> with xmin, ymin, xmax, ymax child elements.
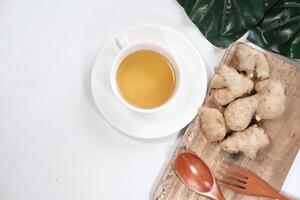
<box><xmin>91</xmin><ymin>24</ymin><xmax>207</xmax><ymax>139</ymax></box>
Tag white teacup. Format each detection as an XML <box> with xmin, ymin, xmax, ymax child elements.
<box><xmin>110</xmin><ymin>36</ymin><xmax>182</xmax><ymax>113</ymax></box>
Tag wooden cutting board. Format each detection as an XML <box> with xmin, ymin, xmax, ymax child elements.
<box><xmin>154</xmin><ymin>43</ymin><xmax>300</xmax><ymax>200</ymax></box>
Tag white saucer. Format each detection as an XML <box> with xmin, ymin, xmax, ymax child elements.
<box><xmin>91</xmin><ymin>24</ymin><xmax>207</xmax><ymax>139</ymax></box>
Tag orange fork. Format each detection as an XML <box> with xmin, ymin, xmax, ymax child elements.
<box><xmin>217</xmin><ymin>163</ymin><xmax>295</xmax><ymax>200</ymax></box>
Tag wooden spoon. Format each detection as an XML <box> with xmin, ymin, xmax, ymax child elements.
<box><xmin>175</xmin><ymin>152</ymin><xmax>225</xmax><ymax>200</ymax></box>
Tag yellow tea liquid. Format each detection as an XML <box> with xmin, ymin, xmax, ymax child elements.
<box><xmin>117</xmin><ymin>50</ymin><xmax>176</xmax><ymax>109</ymax></box>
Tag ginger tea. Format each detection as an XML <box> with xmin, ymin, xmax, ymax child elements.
<box><xmin>116</xmin><ymin>50</ymin><xmax>176</xmax><ymax>109</ymax></box>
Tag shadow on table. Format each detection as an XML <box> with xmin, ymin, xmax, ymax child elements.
<box><xmin>149</xmin><ymin>125</ymin><xmax>187</xmax><ymax>199</ymax></box>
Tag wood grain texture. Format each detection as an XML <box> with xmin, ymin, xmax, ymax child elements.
<box><xmin>154</xmin><ymin>43</ymin><xmax>300</xmax><ymax>200</ymax></box>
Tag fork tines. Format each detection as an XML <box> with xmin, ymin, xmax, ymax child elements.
<box><xmin>217</xmin><ymin>163</ymin><xmax>249</xmax><ymax>191</ymax></box>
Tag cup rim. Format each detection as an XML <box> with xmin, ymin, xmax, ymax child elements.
<box><xmin>110</xmin><ymin>41</ymin><xmax>181</xmax><ymax>113</ymax></box>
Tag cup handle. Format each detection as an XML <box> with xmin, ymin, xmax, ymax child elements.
<box><xmin>116</xmin><ymin>36</ymin><xmax>130</xmax><ymax>50</ymax></box>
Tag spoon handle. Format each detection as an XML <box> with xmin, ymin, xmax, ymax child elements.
<box><xmin>216</xmin><ymin>185</ymin><xmax>225</xmax><ymax>200</ymax></box>
<box><xmin>215</xmin><ymin>191</ymin><xmax>225</xmax><ymax>200</ymax></box>
<box><xmin>212</xmin><ymin>183</ymin><xmax>225</xmax><ymax>200</ymax></box>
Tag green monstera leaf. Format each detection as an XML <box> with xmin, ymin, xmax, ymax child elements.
<box><xmin>177</xmin><ymin>0</ymin><xmax>278</xmax><ymax>48</ymax></box>
<box><xmin>248</xmin><ymin>0</ymin><xmax>300</xmax><ymax>59</ymax></box>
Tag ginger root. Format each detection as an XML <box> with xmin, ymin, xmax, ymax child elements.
<box><xmin>235</xmin><ymin>44</ymin><xmax>270</xmax><ymax>80</ymax></box>
<box><xmin>224</xmin><ymin>79</ymin><xmax>286</xmax><ymax>131</ymax></box>
<box><xmin>255</xmin><ymin>79</ymin><xmax>286</xmax><ymax>120</ymax></box>
<box><xmin>199</xmin><ymin>107</ymin><xmax>226</xmax><ymax>142</ymax></box>
<box><xmin>224</xmin><ymin>96</ymin><xmax>257</xmax><ymax>131</ymax></box>
<box><xmin>219</xmin><ymin>125</ymin><xmax>269</xmax><ymax>160</ymax></box>
<box><xmin>211</xmin><ymin>64</ymin><xmax>254</xmax><ymax>105</ymax></box>
<box><xmin>198</xmin><ymin>44</ymin><xmax>285</xmax><ymax>160</ymax></box>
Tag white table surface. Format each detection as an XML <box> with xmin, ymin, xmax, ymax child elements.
<box><xmin>0</xmin><ymin>0</ymin><xmax>299</xmax><ymax>199</ymax></box>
